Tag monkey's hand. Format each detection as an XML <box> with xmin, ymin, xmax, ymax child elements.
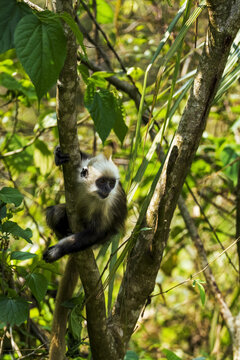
<box><xmin>54</xmin><ymin>145</ymin><xmax>70</xmax><ymax>166</ymax></box>
<box><xmin>43</xmin><ymin>245</ymin><xmax>63</xmax><ymax>263</ymax></box>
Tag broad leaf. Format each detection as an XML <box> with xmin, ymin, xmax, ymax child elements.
<box><xmin>0</xmin><ymin>187</ymin><xmax>23</xmax><ymax>206</ymax></box>
<box><xmin>220</xmin><ymin>146</ymin><xmax>239</xmax><ymax>186</ymax></box>
<box><xmin>34</xmin><ymin>140</ymin><xmax>52</xmax><ymax>175</ymax></box>
<box><xmin>113</xmin><ymin>97</ymin><xmax>128</xmax><ymax>144</ymax></box>
<box><xmin>0</xmin><ymin>0</ymin><xmax>31</xmax><ymax>53</ymax></box>
<box><xmin>2</xmin><ymin>221</ymin><xmax>32</xmax><ymax>243</ymax></box>
<box><xmin>0</xmin><ymin>296</ymin><xmax>29</xmax><ymax>325</ymax></box>
<box><xmin>11</xmin><ymin>251</ymin><xmax>37</xmax><ymax>261</ymax></box>
<box><xmin>26</xmin><ymin>273</ymin><xmax>48</xmax><ymax>302</ymax></box>
<box><xmin>85</xmin><ymin>87</ymin><xmax>127</xmax><ymax>143</ymax></box>
<box><xmin>14</xmin><ymin>11</ymin><xmax>66</xmax><ymax>101</ymax></box>
<box><xmin>69</xmin><ymin>305</ymin><xmax>83</xmax><ymax>340</ymax></box>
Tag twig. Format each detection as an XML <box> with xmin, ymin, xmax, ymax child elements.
<box><xmin>186</xmin><ymin>181</ymin><xmax>238</xmax><ymax>273</ymax></box>
<box><xmin>0</xmin><ymin>128</ymin><xmax>45</xmax><ymax>158</ymax></box>
<box><xmin>3</xmin><ymin>98</ymin><xmax>19</xmax><ymax>151</ymax></box>
<box><xmin>75</xmin><ymin>17</ymin><xmax>113</xmax><ymax>70</ymax></box>
<box><xmin>22</xmin><ymin>0</ymin><xmax>44</xmax><ymax>11</ymax></box>
<box><xmin>78</xmin><ymin>0</ymin><xmax>137</xmax><ymax>88</ymax></box>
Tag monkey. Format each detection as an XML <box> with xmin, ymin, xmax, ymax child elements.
<box><xmin>43</xmin><ymin>146</ymin><xmax>127</xmax><ymax>263</ymax></box>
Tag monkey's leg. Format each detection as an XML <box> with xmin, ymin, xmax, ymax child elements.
<box><xmin>46</xmin><ymin>204</ymin><xmax>71</xmax><ymax>239</ymax></box>
<box><xmin>43</xmin><ymin>229</ymin><xmax>111</xmax><ymax>263</ymax></box>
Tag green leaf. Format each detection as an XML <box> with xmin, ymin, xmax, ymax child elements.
<box><xmin>26</xmin><ymin>273</ymin><xmax>48</xmax><ymax>302</ymax></box>
<box><xmin>0</xmin><ymin>0</ymin><xmax>32</xmax><ymax>53</ymax></box>
<box><xmin>124</xmin><ymin>350</ymin><xmax>139</xmax><ymax>360</ymax></box>
<box><xmin>0</xmin><ymin>72</ymin><xmax>36</xmax><ymax>99</ymax></box>
<box><xmin>59</xmin><ymin>12</ymin><xmax>86</xmax><ymax>56</ymax></box>
<box><xmin>0</xmin><ymin>187</ymin><xmax>23</xmax><ymax>206</ymax></box>
<box><xmin>14</xmin><ymin>11</ymin><xmax>67</xmax><ymax>101</ymax></box>
<box><xmin>96</xmin><ymin>0</ymin><xmax>114</xmax><ymax>24</ymax></box>
<box><xmin>192</xmin><ymin>280</ymin><xmax>206</xmax><ymax>306</ymax></box>
<box><xmin>0</xmin><ymin>296</ymin><xmax>29</xmax><ymax>325</ymax></box>
<box><xmin>0</xmin><ymin>72</ymin><xmax>24</xmax><ymax>92</ymax></box>
<box><xmin>197</xmin><ymin>282</ymin><xmax>206</xmax><ymax>306</ymax></box>
<box><xmin>0</xmin><ymin>204</ymin><xmax>7</xmax><ymax>220</ymax></box>
<box><xmin>2</xmin><ymin>221</ymin><xmax>32</xmax><ymax>243</ymax></box>
<box><xmin>69</xmin><ymin>305</ymin><xmax>84</xmax><ymax>340</ymax></box>
<box><xmin>2</xmin><ymin>134</ymin><xmax>33</xmax><ymax>173</ymax></box>
<box><xmin>220</xmin><ymin>146</ymin><xmax>239</xmax><ymax>186</ymax></box>
<box><xmin>162</xmin><ymin>349</ymin><xmax>182</xmax><ymax>360</ymax></box>
<box><xmin>113</xmin><ymin>96</ymin><xmax>128</xmax><ymax>144</ymax></box>
<box><xmin>34</xmin><ymin>139</ymin><xmax>52</xmax><ymax>175</ymax></box>
<box><xmin>85</xmin><ymin>88</ymin><xmax>115</xmax><ymax>142</ymax></box>
<box><xmin>78</xmin><ymin>64</ymin><xmax>90</xmax><ymax>84</ymax></box>
<box><xmin>11</xmin><ymin>251</ymin><xmax>37</xmax><ymax>261</ymax></box>
<box><xmin>84</xmin><ymin>87</ymin><xmax>127</xmax><ymax>143</ymax></box>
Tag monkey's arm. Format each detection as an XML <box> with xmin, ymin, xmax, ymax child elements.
<box><xmin>43</xmin><ymin>228</ymin><xmax>112</xmax><ymax>263</ymax></box>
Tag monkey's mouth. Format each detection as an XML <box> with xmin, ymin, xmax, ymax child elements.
<box><xmin>97</xmin><ymin>191</ymin><xmax>109</xmax><ymax>199</ymax></box>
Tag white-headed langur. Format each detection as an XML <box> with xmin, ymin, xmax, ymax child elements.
<box><xmin>43</xmin><ymin>146</ymin><xmax>127</xmax><ymax>263</ymax></box>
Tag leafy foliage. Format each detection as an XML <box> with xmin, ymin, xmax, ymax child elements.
<box><xmin>84</xmin><ymin>83</ymin><xmax>127</xmax><ymax>143</ymax></box>
<box><xmin>0</xmin><ymin>296</ymin><xmax>29</xmax><ymax>326</ymax></box>
<box><xmin>0</xmin><ymin>0</ymin><xmax>240</xmax><ymax>359</ymax></box>
<box><xmin>0</xmin><ymin>0</ymin><xmax>31</xmax><ymax>53</ymax></box>
<box><xmin>14</xmin><ymin>11</ymin><xmax>67</xmax><ymax>101</ymax></box>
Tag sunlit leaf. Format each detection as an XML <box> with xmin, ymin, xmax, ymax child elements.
<box><xmin>14</xmin><ymin>11</ymin><xmax>66</xmax><ymax>101</ymax></box>
<box><xmin>11</xmin><ymin>251</ymin><xmax>37</xmax><ymax>261</ymax></box>
<box><xmin>2</xmin><ymin>221</ymin><xmax>32</xmax><ymax>243</ymax></box>
<box><xmin>96</xmin><ymin>0</ymin><xmax>114</xmax><ymax>24</ymax></box>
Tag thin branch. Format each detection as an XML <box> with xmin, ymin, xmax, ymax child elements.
<box><xmin>78</xmin><ymin>0</ymin><xmax>137</xmax><ymax>88</ymax></box>
<box><xmin>151</xmin><ymin>235</ymin><xmax>240</xmax><ymax>298</ymax></box>
<box><xmin>0</xmin><ymin>129</ymin><xmax>45</xmax><ymax>158</ymax></box>
<box><xmin>22</xmin><ymin>0</ymin><xmax>44</xmax><ymax>12</ymax></box>
<box><xmin>178</xmin><ymin>195</ymin><xmax>235</xmax><ymax>336</ymax></box>
<box><xmin>186</xmin><ymin>181</ymin><xmax>238</xmax><ymax>272</ymax></box>
<box><xmin>75</xmin><ymin>16</ymin><xmax>113</xmax><ymax>70</ymax></box>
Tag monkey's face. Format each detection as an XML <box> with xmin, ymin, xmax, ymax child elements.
<box><xmin>95</xmin><ymin>176</ymin><xmax>116</xmax><ymax>199</ymax></box>
<box><xmin>78</xmin><ymin>154</ymin><xmax>119</xmax><ymax>201</ymax></box>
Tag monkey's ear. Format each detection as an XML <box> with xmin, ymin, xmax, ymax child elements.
<box><xmin>103</xmin><ymin>144</ymin><xmax>113</xmax><ymax>160</ymax></box>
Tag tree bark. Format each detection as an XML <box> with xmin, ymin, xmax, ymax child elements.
<box><xmin>49</xmin><ymin>1</ymin><xmax>115</xmax><ymax>359</ymax></box>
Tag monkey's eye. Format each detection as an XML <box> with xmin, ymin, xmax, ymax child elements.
<box><xmin>81</xmin><ymin>168</ymin><xmax>88</xmax><ymax>178</ymax></box>
<box><xmin>96</xmin><ymin>177</ymin><xmax>106</xmax><ymax>186</ymax></box>
<box><xmin>109</xmin><ymin>179</ymin><xmax>116</xmax><ymax>189</ymax></box>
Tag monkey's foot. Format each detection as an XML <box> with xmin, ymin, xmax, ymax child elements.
<box><xmin>43</xmin><ymin>245</ymin><xmax>62</xmax><ymax>263</ymax></box>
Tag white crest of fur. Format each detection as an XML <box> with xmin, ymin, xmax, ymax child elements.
<box><xmin>77</xmin><ymin>154</ymin><xmax>119</xmax><ymax>200</ymax></box>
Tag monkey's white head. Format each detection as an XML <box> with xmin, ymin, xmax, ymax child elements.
<box><xmin>78</xmin><ymin>154</ymin><xmax>120</xmax><ymax>200</ymax></box>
